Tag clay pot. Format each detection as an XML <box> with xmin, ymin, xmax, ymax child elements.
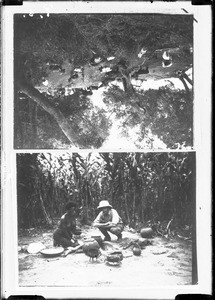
<box><xmin>82</xmin><ymin>239</ymin><xmax>100</xmax><ymax>252</ymax></box>
<box><xmin>133</xmin><ymin>244</ymin><xmax>141</xmax><ymax>256</ymax></box>
<box><xmin>107</xmin><ymin>251</ymin><xmax>123</xmax><ymax>263</ymax></box>
<box><xmin>140</xmin><ymin>227</ymin><xmax>153</xmax><ymax>238</ymax></box>
<box><xmin>137</xmin><ymin>238</ymin><xmax>150</xmax><ymax>248</ymax></box>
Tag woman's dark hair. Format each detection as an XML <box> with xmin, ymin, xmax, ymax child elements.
<box><xmin>65</xmin><ymin>201</ymin><xmax>78</xmax><ymax>211</ymax></box>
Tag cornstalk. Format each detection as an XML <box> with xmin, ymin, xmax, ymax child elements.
<box><xmin>38</xmin><ymin>190</ymin><xmax>52</xmax><ymax>225</ymax></box>
<box><xmin>124</xmin><ymin>193</ymin><xmax>130</xmax><ymax>225</ymax></box>
<box><xmin>132</xmin><ymin>185</ymin><xmax>136</xmax><ymax>225</ymax></box>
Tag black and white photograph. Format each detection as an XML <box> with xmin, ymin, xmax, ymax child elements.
<box><xmin>14</xmin><ymin>12</ymin><xmax>193</xmax><ymax>150</ymax></box>
<box><xmin>17</xmin><ymin>152</ymin><xmax>195</xmax><ymax>287</ymax></box>
<box><xmin>1</xmin><ymin>2</ymin><xmax>212</xmax><ymax>300</ymax></box>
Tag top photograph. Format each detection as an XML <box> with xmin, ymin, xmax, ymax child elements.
<box><xmin>14</xmin><ymin>13</ymin><xmax>193</xmax><ymax>150</ymax></box>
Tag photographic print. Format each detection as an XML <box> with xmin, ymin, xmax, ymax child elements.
<box><xmin>17</xmin><ymin>152</ymin><xmax>195</xmax><ymax>287</ymax></box>
<box><xmin>14</xmin><ymin>13</ymin><xmax>193</xmax><ymax>150</ymax></box>
<box><xmin>1</xmin><ymin>2</ymin><xmax>212</xmax><ymax>299</ymax></box>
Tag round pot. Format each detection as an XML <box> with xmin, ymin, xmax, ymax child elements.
<box><xmin>82</xmin><ymin>239</ymin><xmax>100</xmax><ymax>252</ymax></box>
<box><xmin>140</xmin><ymin>227</ymin><xmax>153</xmax><ymax>238</ymax></box>
<box><xmin>133</xmin><ymin>245</ymin><xmax>141</xmax><ymax>256</ymax></box>
<box><xmin>138</xmin><ymin>238</ymin><xmax>150</xmax><ymax>248</ymax></box>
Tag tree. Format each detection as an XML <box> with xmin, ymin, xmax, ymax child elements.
<box><xmin>103</xmin><ymin>85</ymin><xmax>193</xmax><ymax>148</ymax></box>
<box><xmin>14</xmin><ymin>14</ymin><xmax>193</xmax><ymax>149</ymax></box>
<box><xmin>17</xmin><ymin>77</ymin><xmax>84</xmax><ymax>147</ymax></box>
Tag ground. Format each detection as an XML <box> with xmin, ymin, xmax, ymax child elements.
<box><xmin>18</xmin><ymin>225</ymin><xmax>192</xmax><ymax>287</ymax></box>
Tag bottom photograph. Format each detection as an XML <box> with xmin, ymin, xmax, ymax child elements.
<box><xmin>17</xmin><ymin>152</ymin><xmax>196</xmax><ymax>287</ymax></box>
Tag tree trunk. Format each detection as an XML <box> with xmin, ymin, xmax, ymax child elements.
<box><xmin>29</xmin><ymin>101</ymin><xmax>38</xmax><ymax>147</ymax></box>
<box><xmin>122</xmin><ymin>75</ymin><xmax>135</xmax><ymax>95</ymax></box>
<box><xmin>14</xmin><ymin>93</ymin><xmax>24</xmax><ymax>148</ymax></box>
<box><xmin>178</xmin><ymin>75</ymin><xmax>190</xmax><ymax>94</ymax></box>
<box><xmin>17</xmin><ymin>78</ymin><xmax>84</xmax><ymax>148</ymax></box>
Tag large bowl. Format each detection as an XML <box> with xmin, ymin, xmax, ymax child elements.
<box><xmin>140</xmin><ymin>227</ymin><xmax>153</xmax><ymax>238</ymax></box>
<box><xmin>40</xmin><ymin>247</ymin><xmax>64</xmax><ymax>257</ymax></box>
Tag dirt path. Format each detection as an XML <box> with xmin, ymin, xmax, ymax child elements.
<box><xmin>18</xmin><ymin>226</ymin><xmax>192</xmax><ymax>287</ymax></box>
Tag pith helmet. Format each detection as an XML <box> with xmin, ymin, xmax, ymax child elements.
<box><xmin>97</xmin><ymin>200</ymin><xmax>112</xmax><ymax>209</ymax></box>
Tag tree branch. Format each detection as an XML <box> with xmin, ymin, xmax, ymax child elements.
<box><xmin>182</xmin><ymin>72</ymin><xmax>193</xmax><ymax>86</ymax></box>
<box><xmin>17</xmin><ymin>78</ymin><xmax>84</xmax><ymax>148</ymax></box>
<box><xmin>178</xmin><ymin>75</ymin><xmax>190</xmax><ymax>94</ymax></box>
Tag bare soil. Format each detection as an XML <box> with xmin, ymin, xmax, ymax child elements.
<box><xmin>18</xmin><ymin>226</ymin><xmax>192</xmax><ymax>287</ymax></box>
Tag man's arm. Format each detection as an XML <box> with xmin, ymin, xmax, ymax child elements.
<box><xmin>94</xmin><ymin>221</ymin><xmax>111</xmax><ymax>228</ymax></box>
<box><xmin>93</xmin><ymin>212</ymin><xmax>110</xmax><ymax>228</ymax></box>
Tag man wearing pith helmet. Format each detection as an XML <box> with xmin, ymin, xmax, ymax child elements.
<box><xmin>93</xmin><ymin>200</ymin><xmax>124</xmax><ymax>241</ymax></box>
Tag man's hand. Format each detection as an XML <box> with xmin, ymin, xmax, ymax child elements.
<box><xmin>94</xmin><ymin>222</ymin><xmax>116</xmax><ymax>228</ymax></box>
<box><xmin>106</xmin><ymin>222</ymin><xmax>115</xmax><ymax>227</ymax></box>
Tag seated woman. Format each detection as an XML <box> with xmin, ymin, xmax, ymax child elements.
<box><xmin>53</xmin><ymin>201</ymin><xmax>81</xmax><ymax>248</ymax></box>
<box><xmin>93</xmin><ymin>200</ymin><xmax>124</xmax><ymax>241</ymax></box>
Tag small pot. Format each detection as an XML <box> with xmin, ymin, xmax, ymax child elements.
<box><xmin>133</xmin><ymin>244</ymin><xmax>141</xmax><ymax>256</ymax></box>
<box><xmin>138</xmin><ymin>238</ymin><xmax>151</xmax><ymax>248</ymax></box>
<box><xmin>140</xmin><ymin>227</ymin><xmax>153</xmax><ymax>238</ymax></box>
<box><xmin>107</xmin><ymin>251</ymin><xmax>123</xmax><ymax>263</ymax></box>
<box><xmin>82</xmin><ymin>239</ymin><xmax>100</xmax><ymax>252</ymax></box>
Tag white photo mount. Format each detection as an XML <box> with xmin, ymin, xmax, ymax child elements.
<box><xmin>1</xmin><ymin>2</ymin><xmax>212</xmax><ymax>299</ymax></box>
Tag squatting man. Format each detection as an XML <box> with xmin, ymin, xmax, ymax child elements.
<box><xmin>53</xmin><ymin>200</ymin><xmax>124</xmax><ymax>248</ymax></box>
<box><xmin>93</xmin><ymin>200</ymin><xmax>124</xmax><ymax>241</ymax></box>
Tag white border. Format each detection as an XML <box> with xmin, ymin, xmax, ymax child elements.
<box><xmin>1</xmin><ymin>2</ymin><xmax>212</xmax><ymax>299</ymax></box>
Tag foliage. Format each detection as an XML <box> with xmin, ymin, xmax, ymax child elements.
<box><xmin>14</xmin><ymin>92</ymin><xmax>111</xmax><ymax>149</ymax></box>
<box><xmin>17</xmin><ymin>152</ymin><xmax>195</xmax><ymax>230</ymax></box>
<box><xmin>15</xmin><ymin>14</ymin><xmax>193</xmax><ymax>85</ymax></box>
<box><xmin>103</xmin><ymin>85</ymin><xmax>193</xmax><ymax>148</ymax></box>
<box><xmin>14</xmin><ymin>14</ymin><xmax>193</xmax><ymax>149</ymax></box>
